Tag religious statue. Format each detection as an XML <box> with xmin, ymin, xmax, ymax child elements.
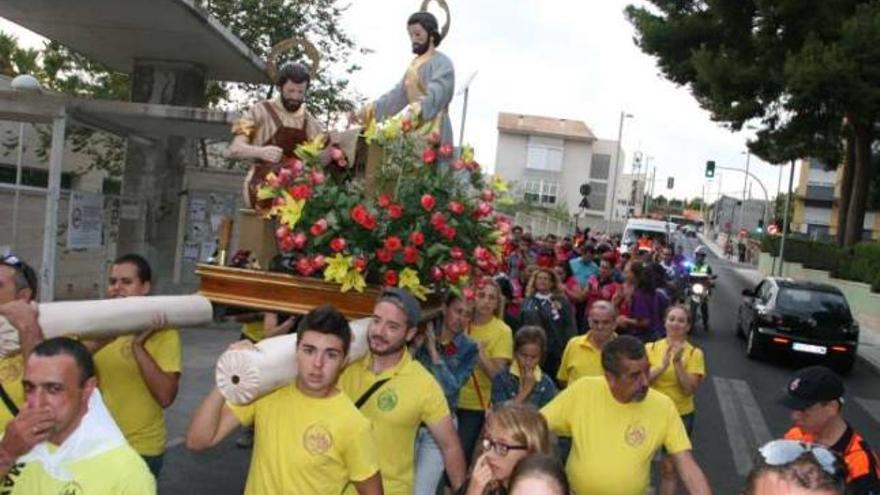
<box><xmin>359</xmin><ymin>1</ymin><xmax>455</xmax><ymax>149</ymax></box>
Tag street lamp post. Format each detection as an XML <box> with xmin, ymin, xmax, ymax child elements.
<box><xmin>456</xmin><ymin>70</ymin><xmax>478</xmax><ymax>151</ymax></box>
<box><xmin>10</xmin><ymin>75</ymin><xmax>43</xmax><ymax>252</ymax></box>
<box><xmin>738</xmin><ymin>151</ymin><xmax>751</xmax><ymax>231</ymax></box>
<box><xmin>605</xmin><ymin>111</ymin><xmax>633</xmax><ymax>233</ymax></box>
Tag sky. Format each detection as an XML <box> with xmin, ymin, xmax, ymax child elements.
<box><xmin>0</xmin><ymin>0</ymin><xmax>796</xmax><ymax>204</ymax></box>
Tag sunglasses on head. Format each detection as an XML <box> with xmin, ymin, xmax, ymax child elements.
<box><xmin>0</xmin><ymin>255</ymin><xmax>23</xmax><ymax>269</ymax></box>
<box><xmin>756</xmin><ymin>440</ymin><xmax>847</xmax><ymax>484</ymax></box>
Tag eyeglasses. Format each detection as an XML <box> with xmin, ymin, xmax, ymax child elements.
<box><xmin>756</xmin><ymin>440</ymin><xmax>846</xmax><ymax>483</ymax></box>
<box><xmin>481</xmin><ymin>437</ymin><xmax>527</xmax><ymax>457</ymax></box>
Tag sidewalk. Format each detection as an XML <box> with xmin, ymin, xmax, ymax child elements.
<box><xmin>699</xmin><ymin>232</ymin><xmax>880</xmax><ymax>373</ymax></box>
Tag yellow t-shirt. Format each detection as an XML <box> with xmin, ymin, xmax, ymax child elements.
<box><xmin>458</xmin><ymin>317</ymin><xmax>513</xmax><ymax>410</ymax></box>
<box><xmin>0</xmin><ymin>354</ymin><xmax>25</xmax><ymax>430</ymax></box>
<box><xmin>94</xmin><ymin>328</ymin><xmax>182</xmax><ymax>456</ymax></box>
<box><xmin>241</xmin><ymin>321</ymin><xmax>265</xmax><ymax>342</ymax></box>
<box><xmin>339</xmin><ymin>351</ymin><xmax>450</xmax><ymax>495</ymax></box>
<box><xmin>1</xmin><ymin>443</ymin><xmax>155</xmax><ymax>494</ymax></box>
<box><xmin>556</xmin><ymin>333</ymin><xmax>611</xmax><ymax>385</ymax></box>
<box><xmin>541</xmin><ymin>376</ymin><xmax>691</xmax><ymax>495</ymax></box>
<box><xmin>228</xmin><ymin>384</ymin><xmax>379</xmax><ymax>495</ymax></box>
<box><xmin>646</xmin><ymin>338</ymin><xmax>705</xmax><ymax>415</ymax></box>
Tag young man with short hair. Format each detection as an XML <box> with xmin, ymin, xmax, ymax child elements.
<box><xmin>340</xmin><ymin>288</ymin><xmax>466</xmax><ymax>495</ymax></box>
<box><xmin>541</xmin><ymin>335</ymin><xmax>712</xmax><ymax>495</ymax></box>
<box><xmin>89</xmin><ymin>254</ymin><xmax>182</xmax><ymax>476</ymax></box>
<box><xmin>0</xmin><ymin>337</ymin><xmax>155</xmax><ymax>493</ymax></box>
<box><xmin>187</xmin><ymin>304</ymin><xmax>382</xmax><ymax>495</ymax></box>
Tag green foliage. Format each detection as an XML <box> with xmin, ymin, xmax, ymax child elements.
<box><xmin>760</xmin><ymin>235</ymin><xmax>880</xmax><ymax>292</ymax></box>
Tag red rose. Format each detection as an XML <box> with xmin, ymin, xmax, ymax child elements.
<box><xmin>455</xmin><ymin>260</ymin><xmax>471</xmax><ymax>276</ymax></box>
<box><xmin>452</xmin><ymin>159</ymin><xmax>466</xmax><ymax>171</ymax></box>
<box><xmin>284</xmin><ymin>157</ymin><xmax>304</xmax><ymax>175</ymax></box>
<box><xmin>402</xmin><ymin>118</ymin><xmax>412</xmax><ymax>133</ymax></box>
<box><xmin>439</xmin><ymin>143</ymin><xmax>454</xmax><ymax>157</ymax></box>
<box><xmin>353</xmin><ymin>256</ymin><xmax>368</xmax><ymax>272</ymax></box>
<box><xmin>409</xmin><ymin>231</ymin><xmax>425</xmax><ymax>246</ymax></box>
<box><xmin>279</xmin><ymin>235</ymin><xmax>295</xmax><ymax>252</ymax></box>
<box><xmin>351</xmin><ymin>204</ymin><xmax>368</xmax><ymax>223</ymax></box>
<box><xmin>430</xmin><ymin>212</ymin><xmax>446</xmax><ymax>228</ymax></box>
<box><xmin>403</xmin><ymin>246</ymin><xmax>420</xmax><ymax>264</ymax></box>
<box><xmin>442</xmin><ymin>226</ymin><xmax>457</xmax><ymax>240</ymax></box>
<box><xmin>384</xmin><ymin>236</ymin><xmax>403</xmax><ymax>252</ymax></box>
<box><xmin>310</xmin><ymin>219</ymin><xmax>328</xmax><ymax>236</ymax></box>
<box><xmin>376</xmin><ymin>248</ymin><xmax>393</xmax><ymax>264</ymax></box>
<box><xmin>289</xmin><ymin>184</ymin><xmax>312</xmax><ymax>200</ymax></box>
<box><xmin>474</xmin><ymin>246</ymin><xmax>490</xmax><ymax>260</ymax></box>
<box><xmin>476</xmin><ymin>201</ymin><xmax>493</xmax><ymax>218</ymax></box>
<box><xmin>377</xmin><ymin>194</ymin><xmax>392</xmax><ymax>208</ymax></box>
<box><xmin>277</xmin><ymin>168</ymin><xmax>294</xmax><ymax>187</ymax></box>
<box><xmin>275</xmin><ymin>225</ymin><xmax>290</xmax><ymax>240</ymax></box>
<box><xmin>311</xmin><ymin>255</ymin><xmax>326</xmax><ymax>269</ymax></box>
<box><xmin>384</xmin><ymin>270</ymin><xmax>399</xmax><ymax>286</ymax></box>
<box><xmin>421</xmin><ymin>194</ymin><xmax>436</xmax><ymax>211</ymax></box>
<box><xmin>447</xmin><ymin>201</ymin><xmax>465</xmax><ymax>215</ymax></box>
<box><xmin>362</xmin><ymin>215</ymin><xmax>377</xmax><ymax>230</ymax></box>
<box><xmin>292</xmin><ymin>231</ymin><xmax>307</xmax><ymax>250</ymax></box>
<box><xmin>430</xmin><ymin>266</ymin><xmax>444</xmax><ymax>281</ymax></box>
<box><xmin>330</xmin><ymin>237</ymin><xmax>347</xmax><ymax>253</ymax></box>
<box><xmin>462</xmin><ymin>287</ymin><xmax>476</xmax><ymax>301</ymax></box>
<box><xmin>422</xmin><ymin>148</ymin><xmax>437</xmax><ymax>164</ymax></box>
<box><xmin>480</xmin><ymin>189</ymin><xmax>495</xmax><ymax>202</ymax></box>
<box><xmin>295</xmin><ymin>257</ymin><xmax>315</xmax><ymax>276</ymax></box>
<box><xmin>450</xmin><ymin>247</ymin><xmax>464</xmax><ymax>259</ymax></box>
<box><xmin>388</xmin><ymin>204</ymin><xmax>404</xmax><ymax>219</ymax></box>
<box><xmin>310</xmin><ymin>170</ymin><xmax>326</xmax><ymax>186</ymax></box>
<box><xmin>428</xmin><ymin>131</ymin><xmax>441</xmax><ymax>144</ymax></box>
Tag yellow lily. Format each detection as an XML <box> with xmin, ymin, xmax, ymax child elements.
<box><xmin>297</xmin><ymin>135</ymin><xmax>326</xmax><ymax>159</ymax></box>
<box><xmin>323</xmin><ymin>254</ymin><xmax>352</xmax><ymax>284</ymax></box>
<box><xmin>270</xmin><ymin>193</ymin><xmax>305</xmax><ymax>229</ymax></box>
<box><xmin>341</xmin><ymin>269</ymin><xmax>367</xmax><ymax>293</ymax></box>
<box><xmin>398</xmin><ymin>268</ymin><xmax>429</xmax><ymax>301</ymax></box>
<box><xmin>490</xmin><ymin>175</ymin><xmax>509</xmax><ymax>193</ymax></box>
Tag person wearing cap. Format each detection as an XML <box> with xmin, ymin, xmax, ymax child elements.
<box><xmin>780</xmin><ymin>365</ymin><xmax>880</xmax><ymax>494</ymax></box>
<box><xmin>339</xmin><ymin>288</ymin><xmax>466</xmax><ymax>495</ymax></box>
<box><xmin>0</xmin><ymin>255</ymin><xmax>43</xmax><ymax>430</ymax></box>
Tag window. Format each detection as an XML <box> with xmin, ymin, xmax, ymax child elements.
<box><xmin>805</xmin><ymin>185</ymin><xmax>834</xmax><ymax>202</ymax></box>
<box><xmin>0</xmin><ymin>164</ymin><xmax>73</xmax><ymax>189</ymax></box>
<box><xmin>590</xmin><ymin>154</ymin><xmax>611</xmax><ymax>180</ymax></box>
<box><xmin>587</xmin><ymin>181</ymin><xmax>607</xmax><ymax>210</ymax></box>
<box><xmin>526</xmin><ymin>137</ymin><xmax>564</xmax><ymax>172</ymax></box>
<box><xmin>521</xmin><ymin>180</ymin><xmax>560</xmax><ymax>206</ymax></box>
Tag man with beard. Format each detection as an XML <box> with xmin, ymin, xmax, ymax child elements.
<box><xmin>358</xmin><ymin>11</ymin><xmax>455</xmax><ymax>149</ymax></box>
<box><xmin>230</xmin><ymin>62</ymin><xmax>338</xmax><ymax>210</ymax></box>
<box><xmin>339</xmin><ymin>288</ymin><xmax>466</xmax><ymax>495</ymax></box>
<box><xmin>541</xmin><ymin>336</ymin><xmax>712</xmax><ymax>495</ymax></box>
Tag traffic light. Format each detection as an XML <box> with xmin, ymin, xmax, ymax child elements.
<box><xmin>579</xmin><ymin>183</ymin><xmax>591</xmax><ymax>209</ymax></box>
<box><xmin>757</xmin><ymin>218</ymin><xmax>764</xmax><ymax>233</ymax></box>
<box><xmin>667</xmin><ymin>177</ymin><xmax>674</xmax><ymax>189</ymax></box>
<box><xmin>705</xmin><ymin>161</ymin><xmax>716</xmax><ymax>178</ymax></box>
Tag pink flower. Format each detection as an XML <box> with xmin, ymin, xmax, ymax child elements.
<box><xmin>421</xmin><ymin>194</ymin><xmax>436</xmax><ymax>211</ymax></box>
<box><xmin>439</xmin><ymin>143</ymin><xmax>454</xmax><ymax>157</ymax></box>
<box><xmin>409</xmin><ymin>231</ymin><xmax>425</xmax><ymax>247</ymax></box>
<box><xmin>423</xmin><ymin>148</ymin><xmax>437</xmax><ymax>164</ymax></box>
<box><xmin>388</xmin><ymin>204</ymin><xmax>404</xmax><ymax>219</ymax></box>
<box><xmin>377</xmin><ymin>194</ymin><xmax>392</xmax><ymax>208</ymax></box>
<box><xmin>447</xmin><ymin>201</ymin><xmax>465</xmax><ymax>215</ymax></box>
<box><xmin>384</xmin><ymin>236</ymin><xmax>403</xmax><ymax>252</ymax></box>
<box><xmin>403</xmin><ymin>246</ymin><xmax>420</xmax><ymax>264</ymax></box>
<box><xmin>310</xmin><ymin>219</ymin><xmax>328</xmax><ymax>236</ymax></box>
<box><xmin>330</xmin><ymin>237</ymin><xmax>347</xmax><ymax>253</ymax></box>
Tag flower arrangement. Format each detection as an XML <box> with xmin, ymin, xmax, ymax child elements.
<box><xmin>256</xmin><ymin>114</ymin><xmax>513</xmax><ymax>300</ymax></box>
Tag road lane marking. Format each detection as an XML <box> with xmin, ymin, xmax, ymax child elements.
<box><xmin>167</xmin><ymin>436</ymin><xmax>184</xmax><ymax>449</ymax></box>
<box><xmin>713</xmin><ymin>377</ymin><xmax>772</xmax><ymax>476</ymax></box>
<box><xmin>855</xmin><ymin>397</ymin><xmax>880</xmax><ymax>424</ymax></box>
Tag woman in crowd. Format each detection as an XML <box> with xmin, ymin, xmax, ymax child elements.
<box><xmin>647</xmin><ymin>304</ymin><xmax>706</xmax><ymax>495</ymax></box>
<box><xmin>584</xmin><ymin>258</ymin><xmax>620</xmax><ymax>319</ymax></box>
<box><xmin>508</xmin><ymin>454</ymin><xmax>570</xmax><ymax>495</ymax></box>
<box><xmin>614</xmin><ymin>260</ymin><xmax>668</xmax><ymax>342</ymax></box>
<box><xmin>491</xmin><ymin>326</ymin><xmax>557</xmax><ymax>409</ymax></box>
<box><xmin>518</xmin><ymin>268</ymin><xmax>576</xmax><ymax>380</ymax></box>
<box><xmin>412</xmin><ymin>291</ymin><xmax>480</xmax><ymax>495</ymax></box>
<box><xmin>461</xmin><ymin>403</ymin><xmax>554</xmax><ymax>495</ymax></box>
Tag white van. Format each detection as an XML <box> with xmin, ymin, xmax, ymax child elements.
<box><xmin>619</xmin><ymin>219</ymin><xmax>671</xmax><ymax>254</ymax></box>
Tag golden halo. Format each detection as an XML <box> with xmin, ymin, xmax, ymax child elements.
<box><xmin>266</xmin><ymin>37</ymin><xmax>321</xmax><ymax>82</ymax></box>
<box><xmin>419</xmin><ymin>0</ymin><xmax>451</xmax><ymax>40</ymax></box>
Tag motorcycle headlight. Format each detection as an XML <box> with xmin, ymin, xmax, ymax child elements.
<box><xmin>692</xmin><ymin>284</ymin><xmax>705</xmax><ymax>295</ymax></box>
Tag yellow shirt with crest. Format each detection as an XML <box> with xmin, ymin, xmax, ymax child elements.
<box><xmin>0</xmin><ymin>354</ymin><xmax>25</xmax><ymax>429</ymax></box>
<box><xmin>556</xmin><ymin>332</ymin><xmax>611</xmax><ymax>385</ymax></box>
<box><xmin>458</xmin><ymin>316</ymin><xmax>512</xmax><ymax>410</ymax></box>
<box><xmin>646</xmin><ymin>338</ymin><xmax>705</xmax><ymax>415</ymax></box>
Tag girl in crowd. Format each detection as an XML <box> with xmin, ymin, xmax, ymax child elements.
<box><xmin>508</xmin><ymin>454</ymin><xmax>570</xmax><ymax>495</ymax></box>
<box><xmin>412</xmin><ymin>291</ymin><xmax>479</xmax><ymax>495</ymax></box>
<box><xmin>647</xmin><ymin>304</ymin><xmax>706</xmax><ymax>495</ymax></box>
<box><xmin>462</xmin><ymin>403</ymin><xmax>554</xmax><ymax>495</ymax></box>
<box><xmin>491</xmin><ymin>326</ymin><xmax>557</xmax><ymax>409</ymax></box>
<box><xmin>614</xmin><ymin>260</ymin><xmax>668</xmax><ymax>342</ymax></box>
<box><xmin>519</xmin><ymin>268</ymin><xmax>576</xmax><ymax>380</ymax></box>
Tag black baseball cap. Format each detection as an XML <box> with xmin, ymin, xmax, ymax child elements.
<box><xmin>779</xmin><ymin>366</ymin><xmax>844</xmax><ymax>410</ymax></box>
<box><xmin>377</xmin><ymin>288</ymin><xmax>421</xmax><ymax>329</ymax></box>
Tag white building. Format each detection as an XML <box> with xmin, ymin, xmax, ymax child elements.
<box><xmin>613</xmin><ymin>173</ymin><xmax>647</xmax><ymax>221</ymax></box>
<box><xmin>493</xmin><ymin>112</ymin><xmax>625</xmax><ymax>232</ymax></box>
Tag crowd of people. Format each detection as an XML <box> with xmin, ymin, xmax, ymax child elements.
<box><xmin>0</xmin><ymin>225</ymin><xmax>877</xmax><ymax>494</ymax></box>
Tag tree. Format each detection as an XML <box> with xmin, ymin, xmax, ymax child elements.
<box><xmin>0</xmin><ymin>1</ymin><xmax>363</xmax><ymax>176</ymax></box>
<box><xmin>688</xmin><ymin>197</ymin><xmax>704</xmax><ymax>210</ymax></box>
<box><xmin>625</xmin><ymin>1</ymin><xmax>880</xmax><ymax>247</ymax></box>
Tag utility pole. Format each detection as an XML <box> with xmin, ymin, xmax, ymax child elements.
<box><xmin>605</xmin><ymin>111</ymin><xmax>633</xmax><ymax>233</ymax></box>
<box><xmin>738</xmin><ymin>151</ymin><xmax>751</xmax><ymax>231</ymax></box>
<box><xmin>456</xmin><ymin>71</ymin><xmax>478</xmax><ymax>151</ymax></box>
<box><xmin>777</xmin><ymin>159</ymin><xmax>796</xmax><ymax>276</ymax></box>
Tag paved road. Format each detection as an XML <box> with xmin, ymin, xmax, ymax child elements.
<box><xmin>157</xmin><ymin>237</ymin><xmax>880</xmax><ymax>494</ymax></box>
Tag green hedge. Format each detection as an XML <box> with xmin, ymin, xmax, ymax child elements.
<box><xmin>760</xmin><ymin>236</ymin><xmax>880</xmax><ymax>292</ymax></box>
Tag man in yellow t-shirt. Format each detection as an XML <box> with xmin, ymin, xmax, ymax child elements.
<box><xmin>187</xmin><ymin>304</ymin><xmax>382</xmax><ymax>495</ymax></box>
<box><xmin>0</xmin><ymin>256</ymin><xmax>42</xmax><ymax>430</ymax></box>
<box><xmin>0</xmin><ymin>337</ymin><xmax>154</xmax><ymax>494</ymax></box>
<box><xmin>89</xmin><ymin>254</ymin><xmax>182</xmax><ymax>477</ymax></box>
<box><xmin>557</xmin><ymin>300</ymin><xmax>618</xmax><ymax>387</ymax></box>
<box><xmin>541</xmin><ymin>336</ymin><xmax>712</xmax><ymax>495</ymax></box>
<box><xmin>340</xmin><ymin>288</ymin><xmax>466</xmax><ymax>495</ymax></box>
<box><xmin>456</xmin><ymin>281</ymin><xmax>512</xmax><ymax>465</ymax></box>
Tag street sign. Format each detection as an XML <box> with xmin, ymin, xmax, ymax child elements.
<box><xmin>667</xmin><ymin>177</ymin><xmax>674</xmax><ymax>189</ymax></box>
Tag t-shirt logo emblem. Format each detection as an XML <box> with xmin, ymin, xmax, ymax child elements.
<box><xmin>376</xmin><ymin>388</ymin><xmax>398</xmax><ymax>412</ymax></box>
<box><xmin>0</xmin><ymin>360</ymin><xmax>21</xmax><ymax>382</ymax></box>
<box><xmin>303</xmin><ymin>424</ymin><xmax>333</xmax><ymax>455</ymax></box>
<box><xmin>59</xmin><ymin>480</ymin><xmax>83</xmax><ymax>495</ymax></box>
<box><xmin>624</xmin><ymin>423</ymin><xmax>646</xmax><ymax>447</ymax></box>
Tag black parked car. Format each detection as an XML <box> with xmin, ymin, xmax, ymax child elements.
<box><xmin>737</xmin><ymin>277</ymin><xmax>859</xmax><ymax>373</ymax></box>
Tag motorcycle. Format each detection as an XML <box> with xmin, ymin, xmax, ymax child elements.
<box><xmin>687</xmin><ymin>272</ymin><xmax>716</xmax><ymax>331</ymax></box>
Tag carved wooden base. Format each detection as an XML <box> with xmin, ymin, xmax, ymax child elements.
<box><xmin>196</xmin><ymin>264</ymin><xmax>442</xmax><ymax>321</ymax></box>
